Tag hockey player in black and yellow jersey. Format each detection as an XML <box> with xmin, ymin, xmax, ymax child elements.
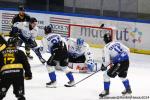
<box><xmin>0</xmin><ymin>37</ymin><xmax>32</xmax><ymax>100</ymax></box>
<box><xmin>0</xmin><ymin>35</ymin><xmax>7</xmax><ymax>52</ymax></box>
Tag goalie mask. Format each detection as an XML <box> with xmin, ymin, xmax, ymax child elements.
<box><xmin>77</xmin><ymin>38</ymin><xmax>84</xmax><ymax>46</ymax></box>
<box><xmin>103</xmin><ymin>34</ymin><xmax>112</xmax><ymax>44</ymax></box>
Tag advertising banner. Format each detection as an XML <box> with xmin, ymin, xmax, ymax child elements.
<box><xmin>0</xmin><ymin>9</ymin><xmax>150</xmax><ymax>54</ymax></box>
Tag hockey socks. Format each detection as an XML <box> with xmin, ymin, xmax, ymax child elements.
<box><xmin>66</xmin><ymin>72</ymin><xmax>74</xmax><ymax>81</ymax></box>
<box><xmin>122</xmin><ymin>79</ymin><xmax>130</xmax><ymax>90</ymax></box>
<box><xmin>104</xmin><ymin>81</ymin><xmax>110</xmax><ymax>90</ymax></box>
<box><xmin>32</xmin><ymin>47</ymin><xmax>46</xmax><ymax>64</ymax></box>
<box><xmin>99</xmin><ymin>82</ymin><xmax>110</xmax><ymax>97</ymax></box>
<box><xmin>49</xmin><ymin>72</ymin><xmax>56</xmax><ymax>81</ymax></box>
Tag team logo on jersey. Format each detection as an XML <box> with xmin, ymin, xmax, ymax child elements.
<box><xmin>130</xmin><ymin>27</ymin><xmax>142</xmax><ymax>43</ymax></box>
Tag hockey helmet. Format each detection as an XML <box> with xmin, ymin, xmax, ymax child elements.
<box><xmin>103</xmin><ymin>34</ymin><xmax>112</xmax><ymax>44</ymax></box>
<box><xmin>18</xmin><ymin>5</ymin><xmax>25</xmax><ymax>11</ymax></box>
<box><xmin>77</xmin><ymin>38</ymin><xmax>84</xmax><ymax>46</ymax></box>
<box><xmin>7</xmin><ymin>37</ymin><xmax>18</xmax><ymax>47</ymax></box>
<box><xmin>44</xmin><ymin>24</ymin><xmax>53</xmax><ymax>34</ymax></box>
<box><xmin>30</xmin><ymin>17</ymin><xmax>37</xmax><ymax>23</ymax></box>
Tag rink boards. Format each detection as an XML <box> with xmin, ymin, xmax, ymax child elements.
<box><xmin>0</xmin><ymin>9</ymin><xmax>150</xmax><ymax>54</ymax></box>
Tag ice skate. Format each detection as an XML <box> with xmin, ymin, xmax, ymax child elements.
<box><xmin>99</xmin><ymin>90</ymin><xmax>109</xmax><ymax>98</ymax></box>
<box><xmin>64</xmin><ymin>80</ymin><xmax>75</xmax><ymax>87</ymax></box>
<box><xmin>46</xmin><ymin>81</ymin><xmax>57</xmax><ymax>88</ymax></box>
<box><xmin>122</xmin><ymin>88</ymin><xmax>132</xmax><ymax>95</ymax></box>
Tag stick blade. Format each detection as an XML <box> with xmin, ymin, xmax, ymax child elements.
<box><xmin>64</xmin><ymin>84</ymin><xmax>74</xmax><ymax>87</ymax></box>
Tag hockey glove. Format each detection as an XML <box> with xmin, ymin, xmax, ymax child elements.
<box><xmin>101</xmin><ymin>64</ymin><xmax>107</xmax><ymax>71</ymax></box>
<box><xmin>25</xmin><ymin>72</ymin><xmax>32</xmax><ymax>80</ymax></box>
<box><xmin>86</xmin><ymin>60</ymin><xmax>94</xmax><ymax>72</ymax></box>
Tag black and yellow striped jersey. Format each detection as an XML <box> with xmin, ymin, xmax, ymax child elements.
<box><xmin>0</xmin><ymin>46</ymin><xmax>31</xmax><ymax>76</ymax></box>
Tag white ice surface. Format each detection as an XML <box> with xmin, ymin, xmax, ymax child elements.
<box><xmin>4</xmin><ymin>48</ymin><xmax>150</xmax><ymax>100</ymax></box>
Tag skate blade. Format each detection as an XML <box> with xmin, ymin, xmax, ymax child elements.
<box><xmin>122</xmin><ymin>93</ymin><xmax>132</xmax><ymax>96</ymax></box>
<box><xmin>64</xmin><ymin>84</ymin><xmax>75</xmax><ymax>87</ymax></box>
<box><xmin>99</xmin><ymin>95</ymin><xmax>109</xmax><ymax>99</ymax></box>
<box><xmin>46</xmin><ymin>85</ymin><xmax>57</xmax><ymax>88</ymax></box>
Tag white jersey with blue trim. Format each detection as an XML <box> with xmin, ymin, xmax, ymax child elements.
<box><xmin>13</xmin><ymin>22</ymin><xmax>38</xmax><ymax>40</ymax></box>
<box><xmin>41</xmin><ymin>33</ymin><xmax>68</xmax><ymax>53</ymax></box>
<box><xmin>102</xmin><ymin>41</ymin><xmax>130</xmax><ymax>67</ymax></box>
<box><xmin>67</xmin><ymin>38</ymin><xmax>93</xmax><ymax>63</ymax></box>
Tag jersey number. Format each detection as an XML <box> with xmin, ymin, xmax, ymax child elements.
<box><xmin>4</xmin><ymin>57</ymin><xmax>15</xmax><ymax>64</ymax></box>
<box><xmin>114</xmin><ymin>45</ymin><xmax>122</xmax><ymax>53</ymax></box>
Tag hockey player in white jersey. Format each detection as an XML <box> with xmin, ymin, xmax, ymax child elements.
<box><xmin>11</xmin><ymin>17</ymin><xmax>46</xmax><ymax>64</ymax></box>
<box><xmin>41</xmin><ymin>25</ymin><xmax>75</xmax><ymax>88</ymax></box>
<box><xmin>99</xmin><ymin>33</ymin><xmax>132</xmax><ymax>97</ymax></box>
<box><xmin>67</xmin><ymin>38</ymin><xmax>94</xmax><ymax>72</ymax></box>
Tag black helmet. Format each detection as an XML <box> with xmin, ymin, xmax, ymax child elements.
<box><xmin>30</xmin><ymin>17</ymin><xmax>37</xmax><ymax>23</ymax></box>
<box><xmin>103</xmin><ymin>34</ymin><xmax>112</xmax><ymax>44</ymax></box>
<box><xmin>44</xmin><ymin>24</ymin><xmax>52</xmax><ymax>34</ymax></box>
<box><xmin>7</xmin><ymin>37</ymin><xmax>18</xmax><ymax>47</ymax></box>
<box><xmin>18</xmin><ymin>5</ymin><xmax>25</xmax><ymax>11</ymax></box>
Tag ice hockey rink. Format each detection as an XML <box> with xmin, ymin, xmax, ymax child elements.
<box><xmin>4</xmin><ymin>47</ymin><xmax>150</xmax><ymax>100</ymax></box>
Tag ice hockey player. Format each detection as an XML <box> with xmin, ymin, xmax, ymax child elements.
<box><xmin>11</xmin><ymin>17</ymin><xmax>46</xmax><ymax>64</ymax></box>
<box><xmin>10</xmin><ymin>5</ymin><xmax>33</xmax><ymax>59</ymax></box>
<box><xmin>41</xmin><ymin>25</ymin><xmax>75</xmax><ymax>88</ymax></box>
<box><xmin>67</xmin><ymin>37</ymin><xmax>94</xmax><ymax>72</ymax></box>
<box><xmin>0</xmin><ymin>37</ymin><xmax>32</xmax><ymax>100</ymax></box>
<box><xmin>0</xmin><ymin>35</ymin><xmax>7</xmax><ymax>52</ymax></box>
<box><xmin>99</xmin><ymin>33</ymin><xmax>132</xmax><ymax>97</ymax></box>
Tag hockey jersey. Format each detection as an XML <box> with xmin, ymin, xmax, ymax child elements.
<box><xmin>13</xmin><ymin>22</ymin><xmax>38</xmax><ymax>40</ymax></box>
<box><xmin>102</xmin><ymin>41</ymin><xmax>130</xmax><ymax>67</ymax></box>
<box><xmin>41</xmin><ymin>33</ymin><xmax>68</xmax><ymax>53</ymax></box>
<box><xmin>67</xmin><ymin>38</ymin><xmax>93</xmax><ymax>64</ymax></box>
<box><xmin>0</xmin><ymin>46</ymin><xmax>31</xmax><ymax>77</ymax></box>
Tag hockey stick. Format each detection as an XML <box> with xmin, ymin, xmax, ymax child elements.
<box><xmin>64</xmin><ymin>69</ymin><xmax>101</xmax><ymax>87</ymax></box>
<box><xmin>48</xmin><ymin>53</ymin><xmax>55</xmax><ymax>64</ymax></box>
<box><xmin>64</xmin><ymin>63</ymin><xmax>111</xmax><ymax>87</ymax></box>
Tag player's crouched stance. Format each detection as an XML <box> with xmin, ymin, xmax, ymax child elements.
<box><xmin>0</xmin><ymin>38</ymin><xmax>32</xmax><ymax>100</ymax></box>
<box><xmin>67</xmin><ymin>38</ymin><xmax>95</xmax><ymax>73</ymax></box>
<box><xmin>11</xmin><ymin>17</ymin><xmax>46</xmax><ymax>64</ymax></box>
<box><xmin>99</xmin><ymin>34</ymin><xmax>132</xmax><ymax>98</ymax></box>
<box><xmin>42</xmin><ymin>25</ymin><xmax>75</xmax><ymax>88</ymax></box>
